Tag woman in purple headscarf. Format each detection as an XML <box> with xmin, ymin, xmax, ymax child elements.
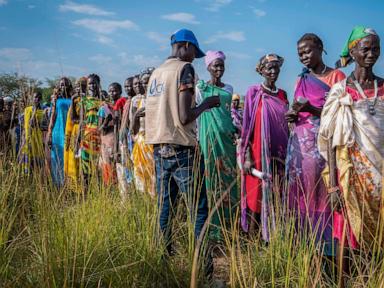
<box><xmin>240</xmin><ymin>54</ymin><xmax>289</xmax><ymax>241</ymax></box>
<box><xmin>285</xmin><ymin>34</ymin><xmax>345</xmax><ymax>256</ymax></box>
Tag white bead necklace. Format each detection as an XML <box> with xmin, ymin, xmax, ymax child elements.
<box><xmin>261</xmin><ymin>83</ymin><xmax>278</xmax><ymax>94</ymax></box>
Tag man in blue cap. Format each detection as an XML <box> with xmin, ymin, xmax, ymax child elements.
<box><xmin>145</xmin><ymin>29</ymin><xmax>220</xmax><ymax>258</ymax></box>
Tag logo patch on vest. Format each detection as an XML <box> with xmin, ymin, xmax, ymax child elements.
<box><xmin>148</xmin><ymin>79</ymin><xmax>165</xmax><ymax>97</ymax></box>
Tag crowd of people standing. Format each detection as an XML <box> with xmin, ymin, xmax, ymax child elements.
<box><xmin>0</xmin><ymin>25</ymin><xmax>383</xmax><ymax>282</ymax></box>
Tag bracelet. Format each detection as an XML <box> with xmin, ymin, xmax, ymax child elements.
<box><xmin>328</xmin><ymin>186</ymin><xmax>339</xmax><ymax>194</ymax></box>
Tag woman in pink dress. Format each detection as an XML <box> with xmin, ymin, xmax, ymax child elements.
<box><xmin>285</xmin><ymin>34</ymin><xmax>345</xmax><ymax>256</ymax></box>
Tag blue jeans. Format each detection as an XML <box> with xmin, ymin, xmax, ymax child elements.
<box><xmin>154</xmin><ymin>145</ymin><xmax>208</xmax><ymax>243</ymax></box>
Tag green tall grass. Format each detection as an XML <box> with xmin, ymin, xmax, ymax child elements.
<box><xmin>1</xmin><ymin>155</ymin><xmax>384</xmax><ymax>287</ymax></box>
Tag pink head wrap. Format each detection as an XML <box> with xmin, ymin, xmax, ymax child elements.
<box><xmin>204</xmin><ymin>50</ymin><xmax>226</xmax><ymax>68</ymax></box>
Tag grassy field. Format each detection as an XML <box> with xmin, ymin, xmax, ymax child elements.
<box><xmin>1</xmin><ymin>156</ymin><xmax>384</xmax><ymax>288</ymax></box>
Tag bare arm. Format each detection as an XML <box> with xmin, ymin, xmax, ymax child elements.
<box><xmin>70</xmin><ymin>96</ymin><xmax>79</xmax><ymax>123</ymax></box>
<box><xmin>98</xmin><ymin>116</ymin><xmax>104</xmax><ymax>133</ymax></box>
<box><xmin>46</xmin><ymin>99</ymin><xmax>57</xmax><ymax>146</ymax></box>
<box><xmin>129</xmin><ymin>104</ymin><xmax>139</xmax><ymax>134</ymax></box>
<box><xmin>113</xmin><ymin>110</ymin><xmax>120</xmax><ymax>162</ymax></box>
<box><xmin>242</xmin><ymin>144</ymin><xmax>254</xmax><ymax>174</ymax></box>
<box><xmin>74</xmin><ymin>101</ymin><xmax>84</xmax><ymax>153</ymax></box>
<box><xmin>130</xmin><ymin>107</ymin><xmax>144</xmax><ymax>136</ymax></box>
<box><xmin>306</xmin><ymin>104</ymin><xmax>322</xmax><ymax>117</ymax></box>
<box><xmin>291</xmin><ymin>100</ymin><xmax>322</xmax><ymax>118</ymax></box>
<box><xmin>120</xmin><ymin>105</ymin><xmax>129</xmax><ymax>132</ymax></box>
<box><xmin>327</xmin><ymin>137</ymin><xmax>341</xmax><ymax>210</ymax></box>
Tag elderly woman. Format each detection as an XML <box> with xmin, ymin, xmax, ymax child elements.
<box><xmin>47</xmin><ymin>77</ymin><xmax>73</xmax><ymax>187</ymax></box>
<box><xmin>319</xmin><ymin>27</ymin><xmax>383</xmax><ymax>253</ymax></box>
<box><xmin>285</xmin><ymin>34</ymin><xmax>345</xmax><ymax>256</ymax></box>
<box><xmin>241</xmin><ymin>54</ymin><xmax>289</xmax><ymax>241</ymax></box>
<box><xmin>130</xmin><ymin>69</ymin><xmax>155</xmax><ymax>196</ymax></box>
<box><xmin>196</xmin><ymin>50</ymin><xmax>237</xmax><ymax>241</ymax></box>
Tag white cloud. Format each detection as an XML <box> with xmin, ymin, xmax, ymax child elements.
<box><xmin>0</xmin><ymin>52</ymin><xmax>87</xmax><ymax>79</ymax></box>
<box><xmin>0</xmin><ymin>48</ymin><xmax>31</xmax><ymax>61</ymax></box>
<box><xmin>146</xmin><ymin>31</ymin><xmax>169</xmax><ymax>50</ymax></box>
<box><xmin>28</xmin><ymin>4</ymin><xmax>36</xmax><ymax>9</ymax></box>
<box><xmin>255</xmin><ymin>47</ymin><xmax>265</xmax><ymax>53</ymax></box>
<box><xmin>226</xmin><ymin>52</ymin><xmax>251</xmax><ymax>60</ymax></box>
<box><xmin>22</xmin><ymin>60</ymin><xmax>85</xmax><ymax>76</ymax></box>
<box><xmin>87</xmin><ymin>52</ymin><xmax>161</xmax><ymax>84</ymax></box>
<box><xmin>71</xmin><ymin>30</ymin><xmax>117</xmax><ymax>47</ymax></box>
<box><xmin>0</xmin><ymin>0</ymin><xmax>7</xmax><ymax>6</ymax></box>
<box><xmin>161</xmin><ymin>13</ymin><xmax>200</xmax><ymax>25</ymax></box>
<box><xmin>254</xmin><ymin>9</ymin><xmax>266</xmax><ymax>17</ymax></box>
<box><xmin>118</xmin><ymin>52</ymin><xmax>162</xmax><ymax>68</ymax></box>
<box><xmin>96</xmin><ymin>35</ymin><xmax>114</xmax><ymax>46</ymax></box>
<box><xmin>132</xmin><ymin>54</ymin><xmax>162</xmax><ymax>68</ymax></box>
<box><xmin>59</xmin><ymin>1</ymin><xmax>114</xmax><ymax>16</ymax></box>
<box><xmin>86</xmin><ymin>53</ymin><xmax>163</xmax><ymax>85</ymax></box>
<box><xmin>206</xmin><ymin>0</ymin><xmax>232</xmax><ymax>12</ymax></box>
<box><xmin>205</xmin><ymin>31</ymin><xmax>246</xmax><ymax>44</ymax></box>
<box><xmin>146</xmin><ymin>31</ymin><xmax>168</xmax><ymax>44</ymax></box>
<box><xmin>89</xmin><ymin>54</ymin><xmax>112</xmax><ymax>65</ymax></box>
<box><xmin>72</xmin><ymin>18</ymin><xmax>138</xmax><ymax>34</ymax></box>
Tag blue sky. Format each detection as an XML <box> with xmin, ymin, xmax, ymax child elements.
<box><xmin>0</xmin><ymin>0</ymin><xmax>383</xmax><ymax>100</ymax></box>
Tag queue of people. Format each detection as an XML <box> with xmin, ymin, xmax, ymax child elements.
<box><xmin>0</xmin><ymin>26</ymin><xmax>383</xmax><ymax>282</ymax></box>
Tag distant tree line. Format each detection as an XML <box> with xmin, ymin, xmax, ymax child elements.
<box><xmin>0</xmin><ymin>73</ymin><xmax>76</xmax><ymax>105</ymax></box>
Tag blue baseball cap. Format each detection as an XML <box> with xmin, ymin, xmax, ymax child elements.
<box><xmin>170</xmin><ymin>29</ymin><xmax>205</xmax><ymax>58</ymax></box>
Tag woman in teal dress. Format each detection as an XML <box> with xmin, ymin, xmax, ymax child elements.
<box><xmin>197</xmin><ymin>50</ymin><xmax>237</xmax><ymax>241</ymax></box>
<box><xmin>47</xmin><ymin>77</ymin><xmax>72</xmax><ymax>187</ymax></box>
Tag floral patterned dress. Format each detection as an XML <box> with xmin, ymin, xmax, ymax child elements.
<box><xmin>286</xmin><ymin>69</ymin><xmax>345</xmax><ymax>255</ymax></box>
<box><xmin>319</xmin><ymin>79</ymin><xmax>384</xmax><ymax>249</ymax></box>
